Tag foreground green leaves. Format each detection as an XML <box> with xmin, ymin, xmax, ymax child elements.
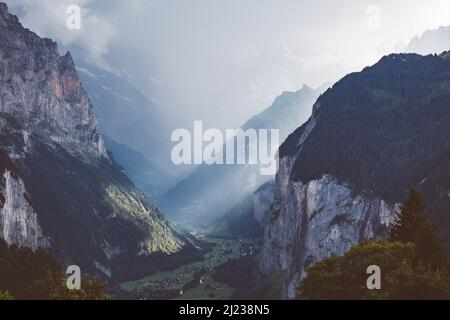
<box><xmin>0</xmin><ymin>239</ymin><xmax>107</xmax><ymax>300</ymax></box>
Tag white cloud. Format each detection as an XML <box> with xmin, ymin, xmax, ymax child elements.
<box><xmin>5</xmin><ymin>0</ymin><xmax>116</xmax><ymax>70</ymax></box>
<box><xmin>5</xmin><ymin>0</ymin><xmax>450</xmax><ymax>131</ymax></box>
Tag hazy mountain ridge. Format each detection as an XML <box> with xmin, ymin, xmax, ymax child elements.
<box><xmin>160</xmin><ymin>84</ymin><xmax>325</xmax><ymax>226</ymax></box>
<box><xmin>102</xmin><ymin>135</ymin><xmax>176</xmax><ymax>199</ymax></box>
<box><xmin>206</xmin><ymin>180</ymin><xmax>275</xmax><ymax>239</ymax></box>
<box><xmin>406</xmin><ymin>25</ymin><xmax>450</xmax><ymax>55</ymax></box>
<box><xmin>76</xmin><ymin>64</ymin><xmax>176</xmax><ymax>198</ymax></box>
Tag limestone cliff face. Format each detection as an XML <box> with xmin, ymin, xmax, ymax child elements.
<box><xmin>0</xmin><ymin>2</ymin><xmax>106</xmax><ymax>159</ymax></box>
<box><xmin>260</xmin><ymin>161</ymin><xmax>396</xmax><ymax>298</ymax></box>
<box><xmin>252</xmin><ymin>180</ymin><xmax>275</xmax><ymax>226</ymax></box>
<box><xmin>0</xmin><ymin>170</ymin><xmax>49</xmax><ymax>249</ymax></box>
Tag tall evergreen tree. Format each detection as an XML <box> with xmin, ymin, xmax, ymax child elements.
<box><xmin>390</xmin><ymin>188</ymin><xmax>425</xmax><ymax>242</ymax></box>
<box><xmin>390</xmin><ymin>188</ymin><xmax>447</xmax><ymax>269</ymax></box>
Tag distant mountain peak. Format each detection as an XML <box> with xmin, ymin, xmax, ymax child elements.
<box><xmin>0</xmin><ymin>2</ymin><xmax>8</xmax><ymax>15</ymax></box>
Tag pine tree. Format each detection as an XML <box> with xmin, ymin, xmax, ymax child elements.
<box><xmin>390</xmin><ymin>188</ymin><xmax>425</xmax><ymax>242</ymax></box>
<box><xmin>390</xmin><ymin>188</ymin><xmax>447</xmax><ymax>269</ymax></box>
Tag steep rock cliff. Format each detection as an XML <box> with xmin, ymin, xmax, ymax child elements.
<box><xmin>260</xmin><ymin>167</ymin><xmax>396</xmax><ymax>298</ymax></box>
<box><xmin>0</xmin><ymin>169</ymin><xmax>48</xmax><ymax>249</ymax></box>
<box><xmin>0</xmin><ymin>3</ymin><xmax>106</xmax><ymax>159</ymax></box>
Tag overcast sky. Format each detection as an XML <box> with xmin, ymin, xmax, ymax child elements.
<box><xmin>6</xmin><ymin>0</ymin><xmax>450</xmax><ymax>130</ymax></box>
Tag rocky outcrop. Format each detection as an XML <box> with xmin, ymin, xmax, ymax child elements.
<box><xmin>260</xmin><ymin>165</ymin><xmax>396</xmax><ymax>298</ymax></box>
<box><xmin>253</xmin><ymin>180</ymin><xmax>275</xmax><ymax>226</ymax></box>
<box><xmin>0</xmin><ymin>170</ymin><xmax>49</xmax><ymax>250</ymax></box>
<box><xmin>0</xmin><ymin>2</ymin><xmax>106</xmax><ymax>159</ymax></box>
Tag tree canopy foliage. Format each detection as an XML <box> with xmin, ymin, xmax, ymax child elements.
<box><xmin>0</xmin><ymin>239</ymin><xmax>107</xmax><ymax>300</ymax></box>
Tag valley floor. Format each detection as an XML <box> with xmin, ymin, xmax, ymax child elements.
<box><xmin>117</xmin><ymin>238</ymin><xmax>259</xmax><ymax>300</ymax></box>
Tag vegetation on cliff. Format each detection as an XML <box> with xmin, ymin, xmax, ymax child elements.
<box><xmin>300</xmin><ymin>189</ymin><xmax>450</xmax><ymax>299</ymax></box>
